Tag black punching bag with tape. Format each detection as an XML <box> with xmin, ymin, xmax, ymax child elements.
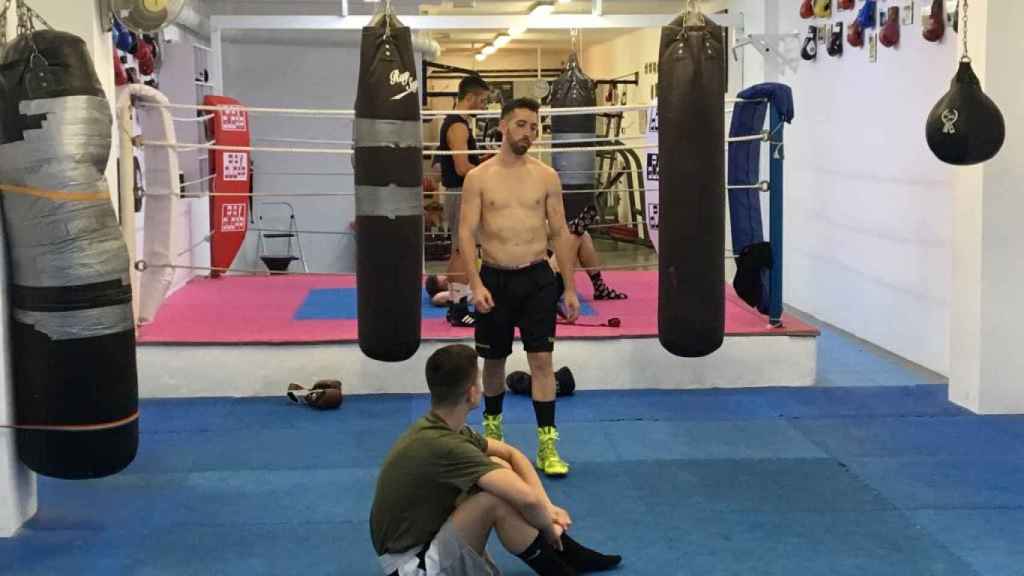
<box><xmin>926</xmin><ymin>59</ymin><xmax>1005</xmax><ymax>166</ymax></box>
<box><xmin>550</xmin><ymin>52</ymin><xmax>597</xmax><ymax>221</ymax></box>
<box><xmin>657</xmin><ymin>15</ymin><xmax>727</xmax><ymax>358</ymax></box>
<box><xmin>0</xmin><ymin>31</ymin><xmax>138</xmax><ymax>479</ymax></box>
<box><xmin>354</xmin><ymin>14</ymin><xmax>423</xmax><ymax>362</ymax></box>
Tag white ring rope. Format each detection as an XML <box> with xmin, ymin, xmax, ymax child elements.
<box><xmin>171</xmin><ymin>114</ymin><xmax>215</xmax><ymax>123</ymax></box>
<box><xmin>140</xmin><ymin>132</ymin><xmax>769</xmax><ymax>157</ymax></box>
<box><xmin>180</xmin><ymin>173</ymin><xmax>217</xmax><ymax>188</ymax></box>
<box><xmin>138</xmin><ymin>99</ymin><xmax>762</xmax><ymax>120</ymax></box>
<box><xmin>142</xmin><ymin>186</ymin><xmax>623</xmax><ymax>200</ymax></box>
<box><xmin>134</xmin><ymin>260</ymin><xmax>661</xmax><ymax>277</ymax></box>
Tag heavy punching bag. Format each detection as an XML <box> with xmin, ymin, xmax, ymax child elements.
<box><xmin>657</xmin><ymin>13</ymin><xmax>727</xmax><ymax>358</ymax></box>
<box><xmin>549</xmin><ymin>52</ymin><xmax>597</xmax><ymax>223</ymax></box>
<box><xmin>0</xmin><ymin>31</ymin><xmax>138</xmax><ymax>479</ymax></box>
<box><xmin>353</xmin><ymin>11</ymin><xmax>423</xmax><ymax>362</ymax></box>
<box><xmin>926</xmin><ymin>58</ymin><xmax>1005</xmax><ymax>166</ymax></box>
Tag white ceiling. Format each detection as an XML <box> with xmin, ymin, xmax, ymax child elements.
<box><xmin>204</xmin><ymin>1</ymin><xmax>716</xmax><ymax>55</ymax></box>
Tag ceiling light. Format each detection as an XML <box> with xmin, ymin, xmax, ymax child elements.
<box><xmin>493</xmin><ymin>34</ymin><xmax>511</xmax><ymax>48</ymax></box>
<box><xmin>508</xmin><ymin>26</ymin><xmax>527</xmax><ymax>37</ymax></box>
<box><xmin>482</xmin><ymin>45</ymin><xmax>497</xmax><ymax>55</ymax></box>
<box><xmin>557</xmin><ymin>0</ymin><xmax>571</xmax><ymax>3</ymax></box>
<box><xmin>529</xmin><ymin>2</ymin><xmax>555</xmax><ymax>17</ymax></box>
<box><xmin>475</xmin><ymin>53</ymin><xmax>487</xmax><ymax>62</ymax></box>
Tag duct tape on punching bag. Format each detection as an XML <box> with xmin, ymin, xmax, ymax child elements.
<box><xmin>353</xmin><ymin>12</ymin><xmax>423</xmax><ymax>362</ymax></box>
<box><xmin>0</xmin><ymin>31</ymin><xmax>138</xmax><ymax>479</ymax></box>
<box><xmin>657</xmin><ymin>15</ymin><xmax>728</xmax><ymax>358</ymax></box>
<box><xmin>549</xmin><ymin>52</ymin><xmax>596</xmax><ymax>221</ymax></box>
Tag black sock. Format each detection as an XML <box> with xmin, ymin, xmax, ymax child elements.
<box><xmin>484</xmin><ymin>392</ymin><xmax>505</xmax><ymax>417</ymax></box>
<box><xmin>589</xmin><ymin>271</ymin><xmax>627</xmax><ymax>300</ymax></box>
<box><xmin>559</xmin><ymin>533</ymin><xmax>622</xmax><ymax>572</ymax></box>
<box><xmin>533</xmin><ymin>400</ymin><xmax>556</xmax><ymax>429</ymax></box>
<box><xmin>517</xmin><ymin>533</ymin><xmax>577</xmax><ymax>576</ymax></box>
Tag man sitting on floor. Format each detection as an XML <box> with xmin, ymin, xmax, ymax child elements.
<box><xmin>370</xmin><ymin>344</ymin><xmax>621</xmax><ymax>576</ymax></box>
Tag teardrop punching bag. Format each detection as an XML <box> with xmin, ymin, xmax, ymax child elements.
<box><xmin>353</xmin><ymin>13</ymin><xmax>423</xmax><ymax>362</ymax></box>
<box><xmin>550</xmin><ymin>52</ymin><xmax>597</xmax><ymax>223</ymax></box>
<box><xmin>926</xmin><ymin>58</ymin><xmax>1005</xmax><ymax>166</ymax></box>
<box><xmin>657</xmin><ymin>15</ymin><xmax>727</xmax><ymax>358</ymax></box>
<box><xmin>0</xmin><ymin>31</ymin><xmax>138</xmax><ymax>479</ymax></box>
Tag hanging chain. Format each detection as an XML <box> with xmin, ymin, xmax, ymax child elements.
<box><xmin>383</xmin><ymin>0</ymin><xmax>392</xmax><ymax>39</ymax></box>
<box><xmin>570</xmin><ymin>27</ymin><xmax>579</xmax><ymax>53</ymax></box>
<box><xmin>961</xmin><ymin>0</ymin><xmax>969</xmax><ymax>61</ymax></box>
<box><xmin>0</xmin><ymin>0</ymin><xmax>11</xmax><ymax>46</ymax></box>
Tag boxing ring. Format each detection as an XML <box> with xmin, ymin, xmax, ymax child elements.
<box><xmin>118</xmin><ymin>91</ymin><xmax>818</xmax><ymax>398</ymax></box>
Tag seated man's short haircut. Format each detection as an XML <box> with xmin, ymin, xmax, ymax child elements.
<box><xmin>425</xmin><ymin>344</ymin><xmax>478</xmax><ymax>407</ymax></box>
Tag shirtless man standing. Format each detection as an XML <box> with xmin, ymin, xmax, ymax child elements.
<box><xmin>459</xmin><ymin>97</ymin><xmax>581</xmax><ymax>478</ymax></box>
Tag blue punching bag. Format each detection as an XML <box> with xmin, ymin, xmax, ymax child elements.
<box><xmin>353</xmin><ymin>12</ymin><xmax>423</xmax><ymax>362</ymax></box>
<box><xmin>0</xmin><ymin>31</ymin><xmax>138</xmax><ymax>479</ymax></box>
<box><xmin>657</xmin><ymin>14</ymin><xmax>728</xmax><ymax>358</ymax></box>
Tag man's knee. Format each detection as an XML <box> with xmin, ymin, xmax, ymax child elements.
<box><xmin>526</xmin><ymin>352</ymin><xmax>553</xmax><ymax>373</ymax></box>
<box><xmin>461</xmin><ymin>491</ymin><xmax>516</xmax><ymax>523</ymax></box>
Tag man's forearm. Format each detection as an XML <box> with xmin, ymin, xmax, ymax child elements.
<box><xmin>459</xmin><ymin>231</ymin><xmax>481</xmax><ymax>288</ymax></box>
<box><xmin>507</xmin><ymin>449</ymin><xmax>555</xmax><ymax>508</ymax></box>
<box><xmin>552</xmin><ymin>230</ymin><xmax>576</xmax><ymax>292</ymax></box>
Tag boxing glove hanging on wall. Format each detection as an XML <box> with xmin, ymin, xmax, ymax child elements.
<box><xmin>923</xmin><ymin>0</ymin><xmax>945</xmax><ymax>42</ymax></box>
<box><xmin>801</xmin><ymin>26</ymin><xmax>818</xmax><ymax>61</ymax></box>
<box><xmin>880</xmin><ymin>6</ymin><xmax>901</xmax><ymax>47</ymax></box>
<box><xmin>848</xmin><ymin>0</ymin><xmax>877</xmax><ymax>48</ymax></box>
<box><xmin>800</xmin><ymin>0</ymin><xmax>814</xmax><ymax>19</ymax></box>
<box><xmin>827</xmin><ymin>22</ymin><xmax>844</xmax><ymax>57</ymax></box>
<box><xmin>813</xmin><ymin>0</ymin><xmax>832</xmax><ymax>19</ymax></box>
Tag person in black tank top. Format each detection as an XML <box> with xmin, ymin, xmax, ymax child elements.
<box><xmin>436</xmin><ymin>76</ymin><xmax>491</xmax><ymax>292</ymax></box>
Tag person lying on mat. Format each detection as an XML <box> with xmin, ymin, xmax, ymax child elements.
<box><xmin>370</xmin><ymin>344</ymin><xmax>621</xmax><ymax>576</ymax></box>
<box><xmin>426</xmin><ymin>232</ymin><xmax>619</xmax><ymax>306</ymax></box>
<box><xmin>426</xmin><ymin>252</ymin><xmax>576</xmax><ymax>329</ymax></box>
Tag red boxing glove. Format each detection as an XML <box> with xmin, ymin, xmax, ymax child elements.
<box><xmin>880</xmin><ymin>6</ymin><xmax>901</xmax><ymax>47</ymax></box>
<box><xmin>135</xmin><ymin>37</ymin><xmax>155</xmax><ymax>76</ymax></box>
<box><xmin>800</xmin><ymin>0</ymin><xmax>814</xmax><ymax>19</ymax></box>
<box><xmin>923</xmin><ymin>0</ymin><xmax>945</xmax><ymax>42</ymax></box>
<box><xmin>847</xmin><ymin>20</ymin><xmax>865</xmax><ymax>47</ymax></box>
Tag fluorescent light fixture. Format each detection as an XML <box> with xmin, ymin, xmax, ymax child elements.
<box><xmin>475</xmin><ymin>53</ymin><xmax>487</xmax><ymax>62</ymax></box>
<box><xmin>558</xmin><ymin>0</ymin><xmax>571</xmax><ymax>3</ymax></box>
<box><xmin>493</xmin><ymin>34</ymin><xmax>511</xmax><ymax>47</ymax></box>
<box><xmin>529</xmin><ymin>2</ymin><xmax>555</xmax><ymax>17</ymax></box>
<box><xmin>482</xmin><ymin>44</ymin><xmax>497</xmax><ymax>55</ymax></box>
<box><xmin>508</xmin><ymin>25</ymin><xmax>527</xmax><ymax>37</ymax></box>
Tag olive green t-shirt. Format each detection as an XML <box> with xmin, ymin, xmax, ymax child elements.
<box><xmin>370</xmin><ymin>412</ymin><xmax>502</xmax><ymax>555</ymax></box>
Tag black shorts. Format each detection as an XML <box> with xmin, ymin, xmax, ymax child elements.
<box><xmin>475</xmin><ymin>260</ymin><xmax>560</xmax><ymax>359</ymax></box>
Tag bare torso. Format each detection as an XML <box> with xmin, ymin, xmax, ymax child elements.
<box><xmin>473</xmin><ymin>155</ymin><xmax>553</xmax><ymax>268</ymax></box>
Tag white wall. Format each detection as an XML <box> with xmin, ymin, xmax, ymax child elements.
<box><xmin>221</xmin><ymin>34</ymin><xmax>360</xmax><ymax>273</ymax></box>
<box><xmin>766</xmin><ymin>0</ymin><xmax>958</xmax><ymax>374</ymax></box>
<box><xmin>950</xmin><ymin>0</ymin><xmax>1024</xmax><ymax>414</ymax></box>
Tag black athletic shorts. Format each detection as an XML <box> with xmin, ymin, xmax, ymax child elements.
<box><xmin>475</xmin><ymin>260</ymin><xmax>560</xmax><ymax>359</ymax></box>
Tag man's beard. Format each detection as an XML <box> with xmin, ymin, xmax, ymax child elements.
<box><xmin>510</xmin><ymin>138</ymin><xmax>531</xmax><ymax>156</ymax></box>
